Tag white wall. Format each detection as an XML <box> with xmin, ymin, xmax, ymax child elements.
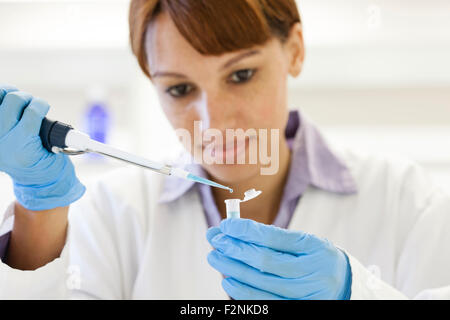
<box><xmin>291</xmin><ymin>0</ymin><xmax>450</xmax><ymax>189</ymax></box>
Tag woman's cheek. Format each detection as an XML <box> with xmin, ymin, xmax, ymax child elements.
<box><xmin>250</xmin><ymin>87</ymin><xmax>283</xmax><ymax>126</ymax></box>
<box><xmin>257</xmin><ymin>70</ymin><xmax>285</xmax><ymax>105</ymax></box>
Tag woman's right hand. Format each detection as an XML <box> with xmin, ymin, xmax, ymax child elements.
<box><xmin>0</xmin><ymin>85</ymin><xmax>86</xmax><ymax>211</ymax></box>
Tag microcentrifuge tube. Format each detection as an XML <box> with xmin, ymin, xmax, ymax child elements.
<box><xmin>224</xmin><ymin>189</ymin><xmax>262</xmax><ymax>219</ymax></box>
<box><xmin>225</xmin><ymin>199</ymin><xmax>241</xmax><ymax>219</ymax></box>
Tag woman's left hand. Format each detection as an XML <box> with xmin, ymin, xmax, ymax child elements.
<box><xmin>206</xmin><ymin>218</ymin><xmax>352</xmax><ymax>300</ymax></box>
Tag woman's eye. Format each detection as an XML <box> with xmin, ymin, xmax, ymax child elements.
<box><xmin>229</xmin><ymin>69</ymin><xmax>256</xmax><ymax>84</ymax></box>
<box><xmin>166</xmin><ymin>84</ymin><xmax>194</xmax><ymax>98</ymax></box>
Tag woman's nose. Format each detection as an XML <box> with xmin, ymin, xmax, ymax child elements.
<box><xmin>195</xmin><ymin>91</ymin><xmax>237</xmax><ymax>131</ymax></box>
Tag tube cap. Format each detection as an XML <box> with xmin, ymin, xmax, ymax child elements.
<box><xmin>242</xmin><ymin>189</ymin><xmax>262</xmax><ymax>202</ymax></box>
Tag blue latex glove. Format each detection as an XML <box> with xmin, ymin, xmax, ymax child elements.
<box><xmin>207</xmin><ymin>218</ymin><xmax>352</xmax><ymax>300</ymax></box>
<box><xmin>0</xmin><ymin>85</ymin><xmax>86</xmax><ymax>211</ymax></box>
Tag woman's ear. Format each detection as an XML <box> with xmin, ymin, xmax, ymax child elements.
<box><xmin>285</xmin><ymin>23</ymin><xmax>305</xmax><ymax>77</ymax></box>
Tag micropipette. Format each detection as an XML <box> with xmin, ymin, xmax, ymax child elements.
<box><xmin>38</xmin><ymin>118</ymin><xmax>233</xmax><ymax>193</ymax></box>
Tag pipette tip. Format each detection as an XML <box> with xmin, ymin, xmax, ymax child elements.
<box><xmin>186</xmin><ymin>173</ymin><xmax>233</xmax><ymax>193</ymax></box>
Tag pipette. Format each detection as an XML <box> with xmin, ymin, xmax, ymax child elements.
<box><xmin>38</xmin><ymin>118</ymin><xmax>233</xmax><ymax>193</ymax></box>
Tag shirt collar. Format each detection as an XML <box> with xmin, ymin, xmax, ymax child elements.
<box><xmin>159</xmin><ymin>110</ymin><xmax>357</xmax><ymax>204</ymax></box>
<box><xmin>282</xmin><ymin>111</ymin><xmax>357</xmax><ymax>203</ymax></box>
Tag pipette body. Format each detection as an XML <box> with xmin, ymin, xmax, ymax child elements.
<box><xmin>39</xmin><ymin>118</ymin><xmax>233</xmax><ymax>193</ymax></box>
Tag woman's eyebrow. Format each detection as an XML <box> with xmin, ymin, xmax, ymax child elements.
<box><xmin>151</xmin><ymin>50</ymin><xmax>261</xmax><ymax>78</ymax></box>
<box><xmin>222</xmin><ymin>50</ymin><xmax>261</xmax><ymax>70</ymax></box>
<box><xmin>151</xmin><ymin>71</ymin><xmax>188</xmax><ymax>79</ymax></box>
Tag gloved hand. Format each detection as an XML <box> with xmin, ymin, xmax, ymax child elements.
<box><xmin>0</xmin><ymin>85</ymin><xmax>86</xmax><ymax>211</ymax></box>
<box><xmin>207</xmin><ymin>218</ymin><xmax>352</xmax><ymax>300</ymax></box>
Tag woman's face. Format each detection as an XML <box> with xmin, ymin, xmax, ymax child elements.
<box><xmin>146</xmin><ymin>12</ymin><xmax>303</xmax><ymax>184</ymax></box>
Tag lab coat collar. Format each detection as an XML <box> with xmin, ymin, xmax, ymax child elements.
<box><xmin>159</xmin><ymin>110</ymin><xmax>357</xmax><ymax>204</ymax></box>
<box><xmin>285</xmin><ymin>112</ymin><xmax>357</xmax><ymax>201</ymax></box>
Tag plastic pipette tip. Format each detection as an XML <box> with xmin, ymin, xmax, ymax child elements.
<box><xmin>187</xmin><ymin>173</ymin><xmax>233</xmax><ymax>193</ymax></box>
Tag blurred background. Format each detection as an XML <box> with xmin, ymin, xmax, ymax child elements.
<box><xmin>0</xmin><ymin>0</ymin><xmax>449</xmax><ymax>211</ymax></box>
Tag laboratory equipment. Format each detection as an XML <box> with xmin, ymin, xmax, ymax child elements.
<box><xmin>0</xmin><ymin>89</ymin><xmax>85</xmax><ymax>211</ymax></box>
<box><xmin>85</xmin><ymin>101</ymin><xmax>110</xmax><ymax>144</ymax></box>
<box><xmin>207</xmin><ymin>218</ymin><xmax>352</xmax><ymax>300</ymax></box>
<box><xmin>224</xmin><ymin>189</ymin><xmax>262</xmax><ymax>219</ymax></box>
<box><xmin>38</xmin><ymin>118</ymin><xmax>233</xmax><ymax>193</ymax></box>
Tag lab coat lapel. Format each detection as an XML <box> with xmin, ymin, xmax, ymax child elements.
<box><xmin>132</xmin><ymin>189</ymin><xmax>227</xmax><ymax>299</ymax></box>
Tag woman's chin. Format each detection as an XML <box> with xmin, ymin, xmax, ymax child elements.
<box><xmin>203</xmin><ymin>163</ymin><xmax>261</xmax><ymax>185</ymax></box>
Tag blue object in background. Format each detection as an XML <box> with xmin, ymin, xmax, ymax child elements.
<box><xmin>86</xmin><ymin>102</ymin><xmax>110</xmax><ymax>143</ymax></box>
<box><xmin>84</xmin><ymin>100</ymin><xmax>111</xmax><ymax>160</ymax></box>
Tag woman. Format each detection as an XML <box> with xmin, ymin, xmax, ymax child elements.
<box><xmin>1</xmin><ymin>0</ymin><xmax>450</xmax><ymax>300</ymax></box>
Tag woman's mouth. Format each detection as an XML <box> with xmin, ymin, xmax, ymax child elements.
<box><xmin>204</xmin><ymin>136</ymin><xmax>252</xmax><ymax>163</ymax></box>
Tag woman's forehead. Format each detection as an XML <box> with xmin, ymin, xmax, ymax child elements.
<box><xmin>145</xmin><ymin>12</ymin><xmax>272</xmax><ymax>77</ymax></box>
<box><xmin>145</xmin><ymin>12</ymin><xmax>205</xmax><ymax>68</ymax></box>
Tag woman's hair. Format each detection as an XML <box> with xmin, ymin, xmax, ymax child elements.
<box><xmin>129</xmin><ymin>0</ymin><xmax>301</xmax><ymax>78</ymax></box>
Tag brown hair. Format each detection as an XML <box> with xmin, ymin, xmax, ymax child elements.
<box><xmin>129</xmin><ymin>0</ymin><xmax>301</xmax><ymax>78</ymax></box>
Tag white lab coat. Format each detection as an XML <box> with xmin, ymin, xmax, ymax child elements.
<box><xmin>1</xmin><ymin>147</ymin><xmax>450</xmax><ymax>300</ymax></box>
